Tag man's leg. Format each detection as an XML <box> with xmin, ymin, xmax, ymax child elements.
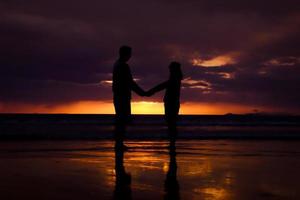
<box><xmin>114</xmin><ymin>98</ymin><xmax>131</xmax><ymax>149</ymax></box>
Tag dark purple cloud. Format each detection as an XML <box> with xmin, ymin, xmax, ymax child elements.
<box><xmin>1</xmin><ymin>0</ymin><xmax>300</xmax><ymax>113</ymax></box>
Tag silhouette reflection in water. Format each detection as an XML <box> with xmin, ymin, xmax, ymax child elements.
<box><xmin>113</xmin><ymin>131</ymin><xmax>132</xmax><ymax>200</ymax></box>
<box><xmin>164</xmin><ymin>127</ymin><xmax>180</xmax><ymax>200</ymax></box>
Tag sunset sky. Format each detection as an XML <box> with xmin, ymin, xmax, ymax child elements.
<box><xmin>1</xmin><ymin>0</ymin><xmax>300</xmax><ymax>114</ymax></box>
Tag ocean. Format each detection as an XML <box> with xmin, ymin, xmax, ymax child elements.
<box><xmin>1</xmin><ymin>114</ymin><xmax>300</xmax><ymax>139</ymax></box>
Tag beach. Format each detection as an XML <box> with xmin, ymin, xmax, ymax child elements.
<box><xmin>2</xmin><ymin>0</ymin><xmax>300</xmax><ymax>199</ymax></box>
<box><xmin>1</xmin><ymin>140</ymin><xmax>300</xmax><ymax>200</ymax></box>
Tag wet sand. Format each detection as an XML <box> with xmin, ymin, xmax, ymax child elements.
<box><xmin>1</xmin><ymin>140</ymin><xmax>300</xmax><ymax>200</ymax></box>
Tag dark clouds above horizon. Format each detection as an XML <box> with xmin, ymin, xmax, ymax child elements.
<box><xmin>1</xmin><ymin>0</ymin><xmax>300</xmax><ymax>113</ymax></box>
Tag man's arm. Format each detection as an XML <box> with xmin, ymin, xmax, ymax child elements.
<box><xmin>131</xmin><ymin>81</ymin><xmax>146</xmax><ymax>96</ymax></box>
<box><xmin>127</xmin><ymin>65</ymin><xmax>146</xmax><ymax>96</ymax></box>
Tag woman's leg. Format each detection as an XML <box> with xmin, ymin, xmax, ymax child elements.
<box><xmin>164</xmin><ymin>102</ymin><xmax>180</xmax><ymax>132</ymax></box>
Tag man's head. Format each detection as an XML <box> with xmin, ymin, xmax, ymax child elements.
<box><xmin>119</xmin><ymin>45</ymin><xmax>132</xmax><ymax>61</ymax></box>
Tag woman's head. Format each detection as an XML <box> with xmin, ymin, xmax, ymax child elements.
<box><xmin>169</xmin><ymin>61</ymin><xmax>183</xmax><ymax>80</ymax></box>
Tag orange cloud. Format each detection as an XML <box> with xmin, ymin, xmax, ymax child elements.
<box><xmin>182</xmin><ymin>77</ymin><xmax>212</xmax><ymax>90</ymax></box>
<box><xmin>191</xmin><ymin>55</ymin><xmax>236</xmax><ymax>67</ymax></box>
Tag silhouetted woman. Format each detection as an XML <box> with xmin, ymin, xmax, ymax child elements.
<box><xmin>147</xmin><ymin>62</ymin><xmax>183</xmax><ymax>130</ymax></box>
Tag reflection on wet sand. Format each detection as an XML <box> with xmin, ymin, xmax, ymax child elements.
<box><xmin>2</xmin><ymin>140</ymin><xmax>300</xmax><ymax>199</ymax></box>
<box><xmin>164</xmin><ymin>131</ymin><xmax>180</xmax><ymax>200</ymax></box>
<box><xmin>116</xmin><ymin>140</ymin><xmax>300</xmax><ymax>200</ymax></box>
<box><xmin>113</xmin><ymin>143</ymin><xmax>132</xmax><ymax>199</ymax></box>
<box><xmin>113</xmin><ymin>126</ymin><xmax>132</xmax><ymax>200</ymax></box>
<box><xmin>112</xmin><ymin>125</ymin><xmax>182</xmax><ymax>200</ymax></box>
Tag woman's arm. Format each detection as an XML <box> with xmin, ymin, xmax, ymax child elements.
<box><xmin>147</xmin><ymin>81</ymin><xmax>168</xmax><ymax>96</ymax></box>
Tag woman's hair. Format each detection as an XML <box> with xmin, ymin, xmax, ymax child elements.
<box><xmin>119</xmin><ymin>45</ymin><xmax>132</xmax><ymax>57</ymax></box>
<box><xmin>169</xmin><ymin>61</ymin><xmax>183</xmax><ymax>80</ymax></box>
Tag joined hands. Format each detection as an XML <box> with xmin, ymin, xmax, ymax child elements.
<box><xmin>141</xmin><ymin>90</ymin><xmax>155</xmax><ymax>97</ymax></box>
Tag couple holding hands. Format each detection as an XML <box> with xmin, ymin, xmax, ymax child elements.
<box><xmin>112</xmin><ymin>45</ymin><xmax>181</xmax><ymax>197</ymax></box>
<box><xmin>113</xmin><ymin>45</ymin><xmax>183</xmax><ymax>129</ymax></box>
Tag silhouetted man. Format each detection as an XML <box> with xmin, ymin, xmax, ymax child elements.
<box><xmin>113</xmin><ymin>45</ymin><xmax>145</xmax><ymax>126</ymax></box>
